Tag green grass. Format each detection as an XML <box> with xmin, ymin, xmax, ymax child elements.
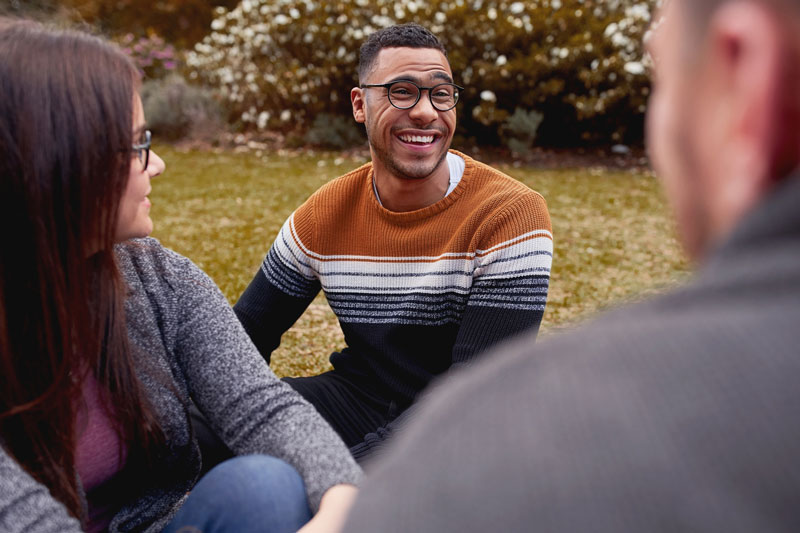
<box><xmin>150</xmin><ymin>145</ymin><xmax>690</xmax><ymax>377</ymax></box>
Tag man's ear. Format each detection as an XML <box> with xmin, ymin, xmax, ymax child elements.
<box><xmin>708</xmin><ymin>0</ymin><xmax>788</xmax><ymax>191</ymax></box>
<box><xmin>351</xmin><ymin>87</ymin><xmax>366</xmax><ymax>124</ymax></box>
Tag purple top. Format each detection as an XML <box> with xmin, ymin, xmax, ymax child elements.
<box><xmin>75</xmin><ymin>374</ymin><xmax>128</xmax><ymax>533</ymax></box>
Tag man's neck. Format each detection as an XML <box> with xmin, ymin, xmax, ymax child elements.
<box><xmin>372</xmin><ymin>159</ymin><xmax>451</xmax><ymax>213</ymax></box>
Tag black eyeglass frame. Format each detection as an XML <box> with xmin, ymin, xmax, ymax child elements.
<box><xmin>132</xmin><ymin>130</ymin><xmax>151</xmax><ymax>170</ymax></box>
<box><xmin>360</xmin><ymin>81</ymin><xmax>465</xmax><ymax>111</ymax></box>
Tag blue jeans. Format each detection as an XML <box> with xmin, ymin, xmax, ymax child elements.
<box><xmin>163</xmin><ymin>455</ymin><xmax>312</xmax><ymax>533</ymax></box>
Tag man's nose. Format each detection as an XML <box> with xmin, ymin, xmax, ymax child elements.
<box><xmin>408</xmin><ymin>90</ymin><xmax>438</xmax><ymax>123</ymax></box>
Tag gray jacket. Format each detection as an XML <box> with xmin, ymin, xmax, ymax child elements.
<box><xmin>0</xmin><ymin>238</ymin><xmax>362</xmax><ymax>532</ymax></box>
<box><xmin>344</xmin><ymin>175</ymin><xmax>800</xmax><ymax>532</ymax></box>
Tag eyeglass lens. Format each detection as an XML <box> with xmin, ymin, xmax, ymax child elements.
<box><xmin>134</xmin><ymin>130</ymin><xmax>151</xmax><ymax>170</ymax></box>
<box><xmin>388</xmin><ymin>82</ymin><xmax>459</xmax><ymax>111</ymax></box>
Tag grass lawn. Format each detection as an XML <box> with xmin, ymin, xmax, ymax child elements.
<box><xmin>149</xmin><ymin>145</ymin><xmax>690</xmax><ymax>377</ymax></box>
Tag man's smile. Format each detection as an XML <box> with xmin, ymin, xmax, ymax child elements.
<box><xmin>395</xmin><ymin>128</ymin><xmax>445</xmax><ymax>149</ymax></box>
<box><xmin>399</xmin><ymin>134</ymin><xmax>435</xmax><ymax>144</ymax></box>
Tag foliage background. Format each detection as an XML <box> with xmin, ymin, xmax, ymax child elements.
<box><xmin>4</xmin><ymin>0</ymin><xmax>659</xmax><ymax>147</ymax></box>
<box><xmin>0</xmin><ymin>0</ymin><xmax>237</xmax><ymax>48</ymax></box>
<box><xmin>187</xmin><ymin>0</ymin><xmax>657</xmax><ymax>146</ymax></box>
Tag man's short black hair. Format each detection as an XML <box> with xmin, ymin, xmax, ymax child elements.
<box><xmin>357</xmin><ymin>23</ymin><xmax>448</xmax><ymax>82</ymax></box>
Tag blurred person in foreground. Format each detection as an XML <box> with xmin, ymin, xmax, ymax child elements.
<box><xmin>0</xmin><ymin>19</ymin><xmax>360</xmax><ymax>533</ymax></box>
<box><xmin>231</xmin><ymin>23</ymin><xmax>553</xmax><ymax>461</ymax></box>
<box><xmin>342</xmin><ymin>0</ymin><xmax>800</xmax><ymax>530</ymax></box>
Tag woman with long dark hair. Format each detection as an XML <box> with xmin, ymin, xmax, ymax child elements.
<box><xmin>0</xmin><ymin>19</ymin><xmax>360</xmax><ymax>533</ymax></box>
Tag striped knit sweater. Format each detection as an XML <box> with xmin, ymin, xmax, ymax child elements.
<box><xmin>235</xmin><ymin>151</ymin><xmax>552</xmax><ymax>406</ymax></box>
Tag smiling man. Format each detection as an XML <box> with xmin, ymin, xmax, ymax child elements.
<box><xmin>232</xmin><ymin>24</ymin><xmax>552</xmax><ymax>461</ymax></box>
<box><xmin>342</xmin><ymin>0</ymin><xmax>800</xmax><ymax>530</ymax></box>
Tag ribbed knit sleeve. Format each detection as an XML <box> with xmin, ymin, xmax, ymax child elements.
<box><xmin>234</xmin><ymin>205</ymin><xmax>322</xmax><ymax>362</ymax></box>
<box><xmin>451</xmin><ymin>183</ymin><xmax>552</xmax><ymax>365</ymax></box>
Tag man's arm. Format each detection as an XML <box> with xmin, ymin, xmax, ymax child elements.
<box><xmin>451</xmin><ymin>192</ymin><xmax>553</xmax><ymax>366</ymax></box>
<box><xmin>234</xmin><ymin>214</ymin><xmax>321</xmax><ymax>362</ymax></box>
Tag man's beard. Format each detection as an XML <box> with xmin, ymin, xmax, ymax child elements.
<box><xmin>366</xmin><ymin>125</ymin><xmax>450</xmax><ymax>181</ymax></box>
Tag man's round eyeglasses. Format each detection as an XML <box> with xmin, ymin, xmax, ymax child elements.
<box><xmin>132</xmin><ymin>130</ymin><xmax>151</xmax><ymax>170</ymax></box>
<box><xmin>360</xmin><ymin>81</ymin><xmax>464</xmax><ymax>111</ymax></box>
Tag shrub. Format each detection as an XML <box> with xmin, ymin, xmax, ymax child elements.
<box><xmin>117</xmin><ymin>32</ymin><xmax>179</xmax><ymax>80</ymax></box>
<box><xmin>503</xmin><ymin>107</ymin><xmax>544</xmax><ymax>154</ymax></box>
<box><xmin>52</xmin><ymin>0</ymin><xmax>240</xmax><ymax>49</ymax></box>
<box><xmin>304</xmin><ymin>113</ymin><xmax>365</xmax><ymax>150</ymax></box>
<box><xmin>140</xmin><ymin>74</ymin><xmax>224</xmax><ymax>142</ymax></box>
<box><xmin>188</xmin><ymin>0</ymin><xmax>655</xmax><ymax>146</ymax></box>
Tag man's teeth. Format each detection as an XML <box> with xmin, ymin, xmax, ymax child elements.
<box><xmin>400</xmin><ymin>134</ymin><xmax>434</xmax><ymax>144</ymax></box>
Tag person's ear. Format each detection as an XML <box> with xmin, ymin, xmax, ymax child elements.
<box><xmin>708</xmin><ymin>0</ymin><xmax>787</xmax><ymax>195</ymax></box>
<box><xmin>351</xmin><ymin>87</ymin><xmax>366</xmax><ymax>124</ymax></box>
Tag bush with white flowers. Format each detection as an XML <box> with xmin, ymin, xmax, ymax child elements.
<box><xmin>188</xmin><ymin>0</ymin><xmax>656</xmax><ymax>146</ymax></box>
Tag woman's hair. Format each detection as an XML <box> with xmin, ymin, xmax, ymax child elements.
<box><xmin>0</xmin><ymin>19</ymin><xmax>163</xmax><ymax>519</ymax></box>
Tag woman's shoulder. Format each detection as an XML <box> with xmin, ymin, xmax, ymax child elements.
<box><xmin>115</xmin><ymin>236</ymin><xmax>182</xmax><ymax>262</ymax></box>
<box><xmin>115</xmin><ymin>237</ymin><xmax>213</xmax><ymax>292</ymax></box>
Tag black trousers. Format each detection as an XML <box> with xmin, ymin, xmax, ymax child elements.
<box><xmin>191</xmin><ymin>370</ymin><xmax>399</xmax><ymax>473</ymax></box>
<box><xmin>283</xmin><ymin>371</ymin><xmax>398</xmax><ymax>448</ymax></box>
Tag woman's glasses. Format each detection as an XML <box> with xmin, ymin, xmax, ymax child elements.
<box><xmin>132</xmin><ymin>130</ymin><xmax>151</xmax><ymax>170</ymax></box>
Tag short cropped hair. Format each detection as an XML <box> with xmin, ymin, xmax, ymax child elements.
<box><xmin>357</xmin><ymin>23</ymin><xmax>448</xmax><ymax>82</ymax></box>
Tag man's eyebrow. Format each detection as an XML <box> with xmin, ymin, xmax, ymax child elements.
<box><xmin>432</xmin><ymin>72</ymin><xmax>453</xmax><ymax>83</ymax></box>
<box><xmin>386</xmin><ymin>76</ymin><xmax>421</xmax><ymax>84</ymax></box>
<box><xmin>384</xmin><ymin>72</ymin><xmax>455</xmax><ymax>85</ymax></box>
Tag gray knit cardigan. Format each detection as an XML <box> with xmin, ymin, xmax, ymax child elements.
<box><xmin>0</xmin><ymin>238</ymin><xmax>362</xmax><ymax>532</ymax></box>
